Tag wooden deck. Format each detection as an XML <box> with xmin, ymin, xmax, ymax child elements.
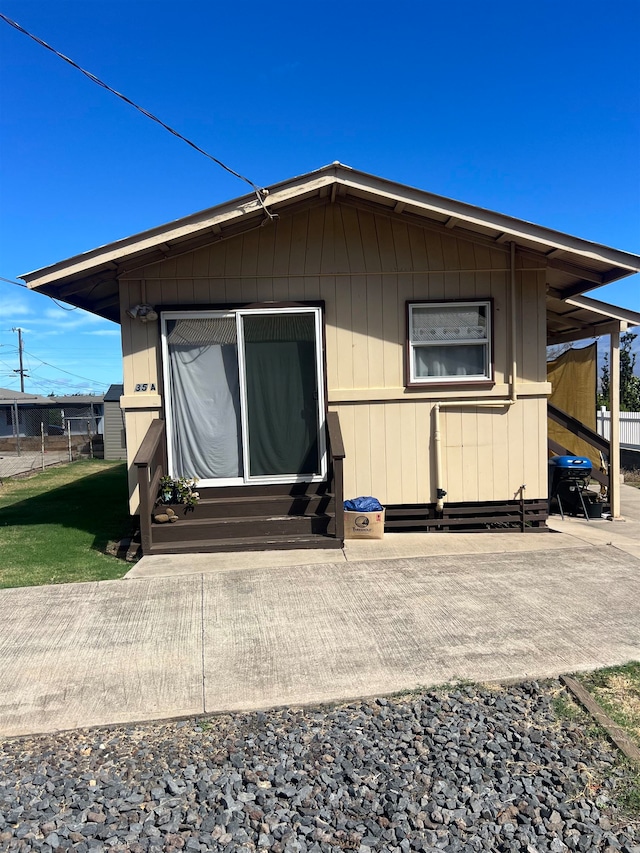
<box><xmin>134</xmin><ymin>413</ymin><xmax>346</xmax><ymax>556</ymax></box>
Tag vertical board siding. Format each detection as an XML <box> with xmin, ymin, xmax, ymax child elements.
<box><xmin>103</xmin><ymin>403</ymin><xmax>127</xmax><ymax>460</ymax></box>
<box><xmin>490</xmin><ymin>271</ymin><xmax>507</xmax><ymax>385</ymax></box>
<box><xmin>125</xmin><ymin>408</ymin><xmax>158</xmax><ymax>513</ymax></box>
<box><xmin>332</xmin><ymin>397</ymin><xmax>546</xmax><ymax>504</ymax></box>
<box><xmin>121</xmin><ymin>280</ymin><xmax>161</xmax><ymax>394</ymax></box>
<box><xmin>120</xmin><ymin>203</ymin><xmax>549</xmax><ymax>509</ymax></box>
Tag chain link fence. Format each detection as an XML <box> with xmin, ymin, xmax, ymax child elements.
<box><xmin>0</xmin><ymin>403</ymin><xmax>104</xmax><ymax>473</ymax></box>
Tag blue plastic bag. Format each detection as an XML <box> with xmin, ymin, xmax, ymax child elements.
<box><xmin>344</xmin><ymin>496</ymin><xmax>383</xmax><ymax>512</ymax></box>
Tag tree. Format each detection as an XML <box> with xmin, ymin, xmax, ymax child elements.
<box><xmin>598</xmin><ymin>331</ymin><xmax>640</xmax><ymax>411</ymax></box>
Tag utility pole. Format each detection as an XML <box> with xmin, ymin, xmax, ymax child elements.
<box><xmin>11</xmin><ymin>327</ymin><xmax>28</xmax><ymax>392</ymax></box>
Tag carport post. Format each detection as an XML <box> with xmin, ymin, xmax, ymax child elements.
<box><xmin>609</xmin><ymin>324</ymin><xmax>622</xmax><ymax>518</ymax></box>
<box><xmin>13</xmin><ymin>401</ymin><xmax>20</xmax><ymax>456</ymax></box>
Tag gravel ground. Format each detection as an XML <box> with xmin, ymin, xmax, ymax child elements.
<box><xmin>1</xmin><ymin>680</ymin><xmax>638</xmax><ymax>853</ymax></box>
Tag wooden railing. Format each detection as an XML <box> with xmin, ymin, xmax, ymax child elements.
<box><xmin>548</xmin><ymin>403</ymin><xmax>610</xmax><ymax>490</ymax></box>
<box><xmin>326</xmin><ymin>411</ymin><xmax>346</xmax><ymax>542</ymax></box>
<box><xmin>133</xmin><ymin>419</ymin><xmax>166</xmax><ymax>555</ymax></box>
<box><xmin>133</xmin><ymin>415</ymin><xmax>344</xmax><ymax>553</ymax></box>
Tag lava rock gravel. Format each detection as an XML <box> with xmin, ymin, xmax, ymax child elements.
<box><xmin>1</xmin><ymin>680</ymin><xmax>638</xmax><ymax>852</ymax></box>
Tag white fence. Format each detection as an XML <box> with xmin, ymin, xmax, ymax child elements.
<box><xmin>597</xmin><ymin>408</ymin><xmax>640</xmax><ymax>450</ymax></box>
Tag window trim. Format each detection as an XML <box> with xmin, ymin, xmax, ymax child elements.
<box><xmin>405</xmin><ymin>299</ymin><xmax>494</xmax><ymax>388</ymax></box>
<box><xmin>160</xmin><ymin>305</ymin><xmax>328</xmax><ymax>487</ymax></box>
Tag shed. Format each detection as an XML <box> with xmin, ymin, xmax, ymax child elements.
<box><xmin>103</xmin><ymin>384</ymin><xmax>126</xmax><ymax>460</ymax></box>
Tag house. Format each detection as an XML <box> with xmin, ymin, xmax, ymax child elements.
<box><xmin>0</xmin><ymin>389</ymin><xmax>46</xmax><ymax>439</ymax></box>
<box><xmin>18</xmin><ymin>163</ymin><xmax>640</xmax><ymax>554</ymax></box>
<box><xmin>0</xmin><ymin>388</ymin><xmax>104</xmax><ymax>441</ymax></box>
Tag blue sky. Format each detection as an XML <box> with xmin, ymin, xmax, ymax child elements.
<box><xmin>1</xmin><ymin>0</ymin><xmax>639</xmax><ymax>394</ymax></box>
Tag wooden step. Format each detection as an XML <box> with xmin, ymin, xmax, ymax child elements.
<box><xmin>149</xmin><ymin>534</ymin><xmax>344</xmax><ymax>555</ymax></box>
<box><xmin>197</xmin><ymin>481</ymin><xmax>331</xmax><ymax>499</ymax></box>
<box><xmin>152</xmin><ymin>513</ymin><xmax>334</xmax><ymax>543</ymax></box>
<box><xmin>164</xmin><ymin>493</ymin><xmax>335</xmax><ymax>520</ymax></box>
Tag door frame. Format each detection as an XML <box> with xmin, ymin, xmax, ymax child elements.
<box><xmin>161</xmin><ymin>306</ymin><xmax>328</xmax><ymax>487</ymax></box>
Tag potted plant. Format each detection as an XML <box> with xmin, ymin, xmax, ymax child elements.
<box><xmin>157</xmin><ymin>476</ymin><xmax>200</xmax><ymax>509</ymax></box>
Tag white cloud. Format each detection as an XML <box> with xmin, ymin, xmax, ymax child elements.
<box><xmin>34</xmin><ymin>307</ymin><xmax>118</xmax><ymax>334</ymax></box>
<box><xmin>43</xmin><ymin>307</ymin><xmax>108</xmax><ymax>324</ymax></box>
<box><xmin>2</xmin><ymin>296</ymin><xmax>33</xmax><ymax>319</ymax></box>
<box><xmin>85</xmin><ymin>329</ymin><xmax>120</xmax><ymax>337</ymax></box>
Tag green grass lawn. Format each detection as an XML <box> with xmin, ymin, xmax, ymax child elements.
<box><xmin>0</xmin><ymin>460</ymin><xmax>133</xmax><ymax>588</ymax></box>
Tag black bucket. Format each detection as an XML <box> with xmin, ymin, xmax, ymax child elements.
<box><xmin>585</xmin><ymin>500</ymin><xmax>603</xmax><ymax>519</ymax></box>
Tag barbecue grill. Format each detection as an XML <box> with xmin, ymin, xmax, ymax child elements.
<box><xmin>548</xmin><ymin>455</ymin><xmax>603</xmax><ymax>520</ymax></box>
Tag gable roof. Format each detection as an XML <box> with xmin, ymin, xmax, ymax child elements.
<box><xmin>20</xmin><ymin>162</ymin><xmax>640</xmax><ymax>324</ymax></box>
<box><xmin>104</xmin><ymin>384</ymin><xmax>124</xmax><ymax>403</ymax></box>
<box><xmin>0</xmin><ymin>390</ymin><xmax>104</xmax><ymax>407</ymax></box>
<box><xmin>0</xmin><ymin>387</ymin><xmax>47</xmax><ymax>403</ymax></box>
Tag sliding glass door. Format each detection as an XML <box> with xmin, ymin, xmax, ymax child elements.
<box><xmin>162</xmin><ymin>308</ymin><xmax>326</xmax><ymax>486</ymax></box>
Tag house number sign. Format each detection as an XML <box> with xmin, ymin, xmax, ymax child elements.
<box><xmin>134</xmin><ymin>383</ymin><xmax>157</xmax><ymax>392</ymax></box>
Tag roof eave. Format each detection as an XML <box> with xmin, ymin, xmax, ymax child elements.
<box><xmin>20</xmin><ymin>163</ymin><xmax>640</xmax><ymax>303</ymax></box>
<box><xmin>546</xmin><ymin>293</ymin><xmax>640</xmax><ymax>346</ymax></box>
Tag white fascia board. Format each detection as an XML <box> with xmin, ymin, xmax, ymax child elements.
<box><xmin>565</xmin><ymin>295</ymin><xmax>640</xmax><ymax>326</ymax></box>
<box><xmin>337</xmin><ymin>169</ymin><xmax>640</xmax><ymax>273</ymax></box>
<box><xmin>20</xmin><ymin>174</ymin><xmax>337</xmax><ymax>290</ymax></box>
<box><xmin>19</xmin><ymin>163</ymin><xmax>640</xmax><ymax>290</ymax></box>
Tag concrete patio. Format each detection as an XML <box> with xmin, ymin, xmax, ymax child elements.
<box><xmin>126</xmin><ymin>482</ymin><xmax>640</xmax><ymax>577</ymax></box>
<box><xmin>1</xmin><ymin>508</ymin><xmax>639</xmax><ymax>737</ymax></box>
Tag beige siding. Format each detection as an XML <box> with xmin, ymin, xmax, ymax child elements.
<box><xmin>119</xmin><ymin>202</ymin><xmax>550</xmax><ymax>512</ymax></box>
<box><xmin>123</xmin><ymin>406</ymin><xmax>159</xmax><ymax>513</ymax></box>
<box><xmin>331</xmin><ymin>397</ymin><xmax>547</xmax><ymax>504</ymax></box>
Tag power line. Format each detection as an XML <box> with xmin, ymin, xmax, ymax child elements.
<box><xmin>0</xmin><ymin>275</ymin><xmax>28</xmax><ymax>288</ymax></box>
<box><xmin>1</xmin><ymin>275</ymin><xmax>78</xmax><ymax>309</ymax></box>
<box><xmin>0</xmin><ymin>13</ymin><xmax>276</xmax><ymax>221</ymax></box>
<box><xmin>50</xmin><ymin>298</ymin><xmax>78</xmax><ymax>311</ymax></box>
<box><xmin>22</xmin><ymin>349</ymin><xmax>109</xmax><ymax>386</ymax></box>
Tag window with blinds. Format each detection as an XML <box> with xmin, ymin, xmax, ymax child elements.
<box><xmin>407</xmin><ymin>301</ymin><xmax>492</xmax><ymax>384</ymax></box>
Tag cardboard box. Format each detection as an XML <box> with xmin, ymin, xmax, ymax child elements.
<box><xmin>344</xmin><ymin>509</ymin><xmax>385</xmax><ymax>540</ymax></box>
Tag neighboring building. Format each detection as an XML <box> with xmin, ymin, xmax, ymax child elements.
<box><xmin>18</xmin><ymin>164</ymin><xmax>640</xmax><ymax>553</ymax></box>
<box><xmin>0</xmin><ymin>388</ymin><xmax>104</xmax><ymax>438</ymax></box>
<box><xmin>103</xmin><ymin>384</ymin><xmax>126</xmax><ymax>459</ymax></box>
<box><xmin>0</xmin><ymin>389</ymin><xmax>47</xmax><ymax>438</ymax></box>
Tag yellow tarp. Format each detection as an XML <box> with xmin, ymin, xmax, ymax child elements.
<box><xmin>547</xmin><ymin>343</ymin><xmax>599</xmax><ymax>467</ymax></box>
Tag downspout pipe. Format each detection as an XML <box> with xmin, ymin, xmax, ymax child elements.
<box><xmin>434</xmin><ymin>241</ymin><xmax>519</xmax><ymax>512</ymax></box>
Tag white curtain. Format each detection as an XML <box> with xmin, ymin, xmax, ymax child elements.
<box><xmin>167</xmin><ymin>319</ymin><xmax>242</xmax><ymax>479</ymax></box>
<box><xmin>414</xmin><ymin>344</ymin><xmax>485</xmax><ymax>377</ymax></box>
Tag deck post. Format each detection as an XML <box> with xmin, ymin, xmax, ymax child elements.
<box><xmin>326</xmin><ymin>412</ymin><xmax>346</xmax><ymax>543</ymax></box>
<box><xmin>334</xmin><ymin>456</ymin><xmax>345</xmax><ymax>542</ymax></box>
<box><xmin>609</xmin><ymin>325</ymin><xmax>621</xmax><ymax>518</ymax></box>
<box><xmin>133</xmin><ymin>419</ymin><xmax>166</xmax><ymax>555</ymax></box>
<box><xmin>137</xmin><ymin>463</ymin><xmax>152</xmax><ymax>555</ymax></box>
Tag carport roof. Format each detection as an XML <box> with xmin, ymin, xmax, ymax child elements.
<box><xmin>547</xmin><ymin>294</ymin><xmax>640</xmax><ymax>345</ymax></box>
<box><xmin>19</xmin><ymin>162</ymin><xmax>640</xmax><ymax>324</ymax></box>
<box><xmin>0</xmin><ymin>389</ymin><xmax>103</xmax><ymax>406</ymax></box>
<box><xmin>0</xmin><ymin>387</ymin><xmax>47</xmax><ymax>403</ymax></box>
